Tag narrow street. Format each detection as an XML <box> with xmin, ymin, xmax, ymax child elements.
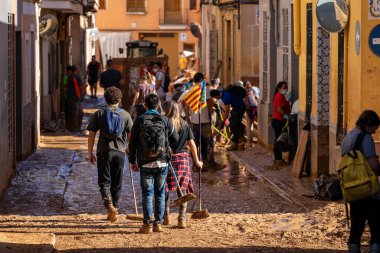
<box><xmin>0</xmin><ymin>93</ymin><xmax>350</xmax><ymax>252</ymax></box>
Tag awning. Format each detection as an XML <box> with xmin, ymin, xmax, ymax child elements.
<box><xmin>99</xmin><ymin>32</ymin><xmax>132</xmax><ymax>65</ymax></box>
<box><xmin>40</xmin><ymin>1</ymin><xmax>83</xmax><ymax>14</ymax></box>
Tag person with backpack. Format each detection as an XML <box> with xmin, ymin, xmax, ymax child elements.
<box><xmin>129</xmin><ymin>94</ymin><xmax>179</xmax><ymax>234</ymax></box>
<box><xmin>210</xmin><ymin>85</ymin><xmax>246</xmax><ymax>151</ymax></box>
<box><xmin>243</xmin><ymin>81</ymin><xmax>259</xmax><ymax>144</ymax></box>
<box><xmin>340</xmin><ymin>110</ymin><xmax>380</xmax><ymax>253</ymax></box>
<box><xmin>271</xmin><ymin>81</ymin><xmax>291</xmax><ymax>165</ymax></box>
<box><xmin>87</xmin><ymin>87</ymin><xmax>133</xmax><ymax>222</ymax></box>
<box><xmin>162</xmin><ymin>100</ymin><xmax>203</xmax><ymax>228</ymax></box>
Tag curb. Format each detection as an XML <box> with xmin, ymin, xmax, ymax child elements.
<box><xmin>0</xmin><ymin>232</ymin><xmax>56</xmax><ymax>253</ymax></box>
<box><xmin>227</xmin><ymin>152</ymin><xmax>308</xmax><ymax>211</ymax></box>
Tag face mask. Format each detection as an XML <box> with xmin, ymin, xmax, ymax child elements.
<box><xmin>281</xmin><ymin>90</ymin><xmax>288</xmax><ymax>95</ymax></box>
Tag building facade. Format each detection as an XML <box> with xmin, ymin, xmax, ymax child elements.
<box><xmin>216</xmin><ymin>0</ymin><xmax>260</xmax><ymax>86</ymax></box>
<box><xmin>296</xmin><ymin>0</ymin><xmax>380</xmax><ymax>177</ymax></box>
<box><xmin>95</xmin><ymin>0</ymin><xmax>200</xmax><ymax>78</ymax></box>
<box><xmin>39</xmin><ymin>0</ymin><xmax>98</xmax><ymax>123</ymax></box>
<box><xmin>0</xmin><ymin>0</ymin><xmax>41</xmax><ymax>196</ymax></box>
<box><xmin>258</xmin><ymin>0</ymin><xmax>299</xmax><ymax>148</ymax></box>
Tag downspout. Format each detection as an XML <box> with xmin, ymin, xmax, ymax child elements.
<box><xmin>343</xmin><ymin>0</ymin><xmax>350</xmax><ymax>133</ymax></box>
<box><xmin>293</xmin><ymin>0</ymin><xmax>301</xmax><ymax>55</ymax></box>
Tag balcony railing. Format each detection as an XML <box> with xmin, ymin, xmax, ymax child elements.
<box><xmin>159</xmin><ymin>9</ymin><xmax>189</xmax><ymax>25</ymax></box>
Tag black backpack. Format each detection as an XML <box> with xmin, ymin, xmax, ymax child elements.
<box><xmin>161</xmin><ymin>71</ymin><xmax>171</xmax><ymax>93</ymax></box>
<box><xmin>226</xmin><ymin>85</ymin><xmax>247</xmax><ymax>99</ymax></box>
<box><xmin>140</xmin><ymin>114</ymin><xmax>168</xmax><ymax>162</ymax></box>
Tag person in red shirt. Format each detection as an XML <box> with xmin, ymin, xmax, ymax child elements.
<box><xmin>271</xmin><ymin>81</ymin><xmax>291</xmax><ymax>165</ymax></box>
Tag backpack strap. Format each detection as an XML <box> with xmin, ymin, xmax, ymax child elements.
<box><xmin>353</xmin><ymin>131</ymin><xmax>367</xmax><ymax>151</ymax></box>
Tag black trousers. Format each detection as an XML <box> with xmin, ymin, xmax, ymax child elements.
<box><xmin>349</xmin><ymin>198</ymin><xmax>380</xmax><ymax>245</ymax></box>
<box><xmin>97</xmin><ymin>150</ymin><xmax>125</xmax><ymax>208</ymax></box>
<box><xmin>230</xmin><ymin>107</ymin><xmax>246</xmax><ymax>144</ymax></box>
<box><xmin>288</xmin><ymin>114</ymin><xmax>298</xmax><ymax>160</ymax></box>
<box><xmin>271</xmin><ymin>118</ymin><xmax>287</xmax><ymax>160</ymax></box>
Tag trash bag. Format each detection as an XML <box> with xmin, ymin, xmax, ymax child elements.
<box><xmin>313</xmin><ymin>174</ymin><xmax>343</xmax><ymax>201</ymax></box>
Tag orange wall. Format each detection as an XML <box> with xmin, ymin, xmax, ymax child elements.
<box><xmin>95</xmin><ymin>0</ymin><xmax>200</xmax><ymax>77</ymax></box>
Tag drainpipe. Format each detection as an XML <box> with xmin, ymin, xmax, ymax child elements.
<box><xmin>343</xmin><ymin>0</ymin><xmax>350</xmax><ymax>132</ymax></box>
<box><xmin>293</xmin><ymin>0</ymin><xmax>301</xmax><ymax>55</ymax></box>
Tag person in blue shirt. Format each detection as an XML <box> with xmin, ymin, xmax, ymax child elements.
<box><xmin>210</xmin><ymin>88</ymin><xmax>246</xmax><ymax>151</ymax></box>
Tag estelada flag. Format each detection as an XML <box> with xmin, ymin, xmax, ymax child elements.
<box><xmin>182</xmin><ymin>81</ymin><xmax>207</xmax><ymax>113</ymax></box>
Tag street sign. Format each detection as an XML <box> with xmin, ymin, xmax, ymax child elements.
<box><xmin>368</xmin><ymin>24</ymin><xmax>380</xmax><ymax>57</ymax></box>
<box><xmin>181</xmin><ymin>33</ymin><xmax>187</xmax><ymax>42</ymax></box>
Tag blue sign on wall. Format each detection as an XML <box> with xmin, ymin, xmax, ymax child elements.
<box><xmin>369</xmin><ymin>24</ymin><xmax>380</xmax><ymax>57</ymax></box>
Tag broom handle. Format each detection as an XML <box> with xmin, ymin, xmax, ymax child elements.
<box><xmin>198</xmin><ymin>111</ymin><xmax>202</xmax><ymax>211</ymax></box>
<box><xmin>168</xmin><ymin>160</ymin><xmax>184</xmax><ymax>197</ymax></box>
<box><xmin>128</xmin><ymin>160</ymin><xmax>139</xmax><ymax>215</ymax></box>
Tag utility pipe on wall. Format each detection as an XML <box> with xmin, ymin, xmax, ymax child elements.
<box><xmin>293</xmin><ymin>0</ymin><xmax>301</xmax><ymax>55</ymax></box>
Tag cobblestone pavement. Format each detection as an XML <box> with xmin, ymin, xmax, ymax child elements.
<box><xmin>0</xmin><ymin>95</ymin><xmax>351</xmax><ymax>252</ymax></box>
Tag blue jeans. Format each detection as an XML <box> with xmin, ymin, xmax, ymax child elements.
<box><xmin>140</xmin><ymin>167</ymin><xmax>168</xmax><ymax>225</ymax></box>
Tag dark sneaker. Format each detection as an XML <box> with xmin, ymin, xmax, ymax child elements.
<box><xmin>153</xmin><ymin>223</ymin><xmax>163</xmax><ymax>233</ymax></box>
<box><xmin>163</xmin><ymin>214</ymin><xmax>171</xmax><ymax>226</ymax></box>
<box><xmin>139</xmin><ymin>224</ymin><xmax>153</xmax><ymax>234</ymax></box>
<box><xmin>107</xmin><ymin>204</ymin><xmax>118</xmax><ymax>222</ymax></box>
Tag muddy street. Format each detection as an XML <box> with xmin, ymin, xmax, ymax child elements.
<box><xmin>0</xmin><ymin>95</ymin><xmax>350</xmax><ymax>252</ymax></box>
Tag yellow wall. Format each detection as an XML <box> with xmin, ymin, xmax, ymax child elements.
<box><xmin>298</xmin><ymin>0</ymin><xmax>313</xmax><ymax>115</ymax></box>
<box><xmin>95</xmin><ymin>0</ymin><xmax>200</xmax><ymax>78</ymax></box>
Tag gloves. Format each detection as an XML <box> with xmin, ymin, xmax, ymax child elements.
<box><xmin>283</xmin><ymin>114</ymin><xmax>289</xmax><ymax>120</ymax></box>
<box><xmin>286</xmin><ymin>90</ymin><xmax>292</xmax><ymax>101</ymax></box>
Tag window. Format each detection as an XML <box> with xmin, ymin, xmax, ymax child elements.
<box><xmin>190</xmin><ymin>0</ymin><xmax>197</xmax><ymax>10</ymax></box>
<box><xmin>99</xmin><ymin>0</ymin><xmax>107</xmax><ymax>9</ymax></box>
<box><xmin>127</xmin><ymin>0</ymin><xmax>146</xmax><ymax>13</ymax></box>
<box><xmin>183</xmin><ymin>43</ymin><xmax>195</xmax><ymax>52</ymax></box>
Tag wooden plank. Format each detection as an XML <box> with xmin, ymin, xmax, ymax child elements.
<box><xmin>291</xmin><ymin>130</ymin><xmax>309</xmax><ymax>178</ymax></box>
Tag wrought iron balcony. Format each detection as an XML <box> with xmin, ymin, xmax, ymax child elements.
<box><xmin>159</xmin><ymin>8</ymin><xmax>189</xmax><ymax>25</ymax></box>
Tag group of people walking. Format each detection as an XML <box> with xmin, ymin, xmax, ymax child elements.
<box><xmin>87</xmin><ymin>87</ymin><xmax>201</xmax><ymax>233</ymax></box>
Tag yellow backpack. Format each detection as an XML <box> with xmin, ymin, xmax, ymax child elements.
<box><xmin>338</xmin><ymin>132</ymin><xmax>379</xmax><ymax>202</ymax></box>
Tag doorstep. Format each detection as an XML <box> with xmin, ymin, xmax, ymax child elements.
<box><xmin>0</xmin><ymin>232</ymin><xmax>55</xmax><ymax>253</ymax></box>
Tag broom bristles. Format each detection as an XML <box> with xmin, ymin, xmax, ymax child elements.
<box><xmin>191</xmin><ymin>209</ymin><xmax>210</xmax><ymax>219</ymax></box>
<box><xmin>173</xmin><ymin>193</ymin><xmax>197</xmax><ymax>207</ymax></box>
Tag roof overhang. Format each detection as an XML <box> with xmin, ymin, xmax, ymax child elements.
<box><xmin>40</xmin><ymin>0</ymin><xmax>83</xmax><ymax>14</ymax></box>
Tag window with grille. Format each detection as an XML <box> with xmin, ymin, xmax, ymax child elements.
<box><xmin>127</xmin><ymin>0</ymin><xmax>146</xmax><ymax>13</ymax></box>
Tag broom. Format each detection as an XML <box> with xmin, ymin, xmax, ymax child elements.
<box><xmin>125</xmin><ymin>161</ymin><xmax>143</xmax><ymax>221</ymax></box>
<box><xmin>191</xmin><ymin>105</ymin><xmax>209</xmax><ymax>219</ymax></box>
<box><xmin>169</xmin><ymin>160</ymin><xmax>197</xmax><ymax>207</ymax></box>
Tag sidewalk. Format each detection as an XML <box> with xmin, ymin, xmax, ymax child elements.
<box><xmin>226</xmin><ymin>145</ymin><xmax>321</xmax><ymax>211</ymax></box>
